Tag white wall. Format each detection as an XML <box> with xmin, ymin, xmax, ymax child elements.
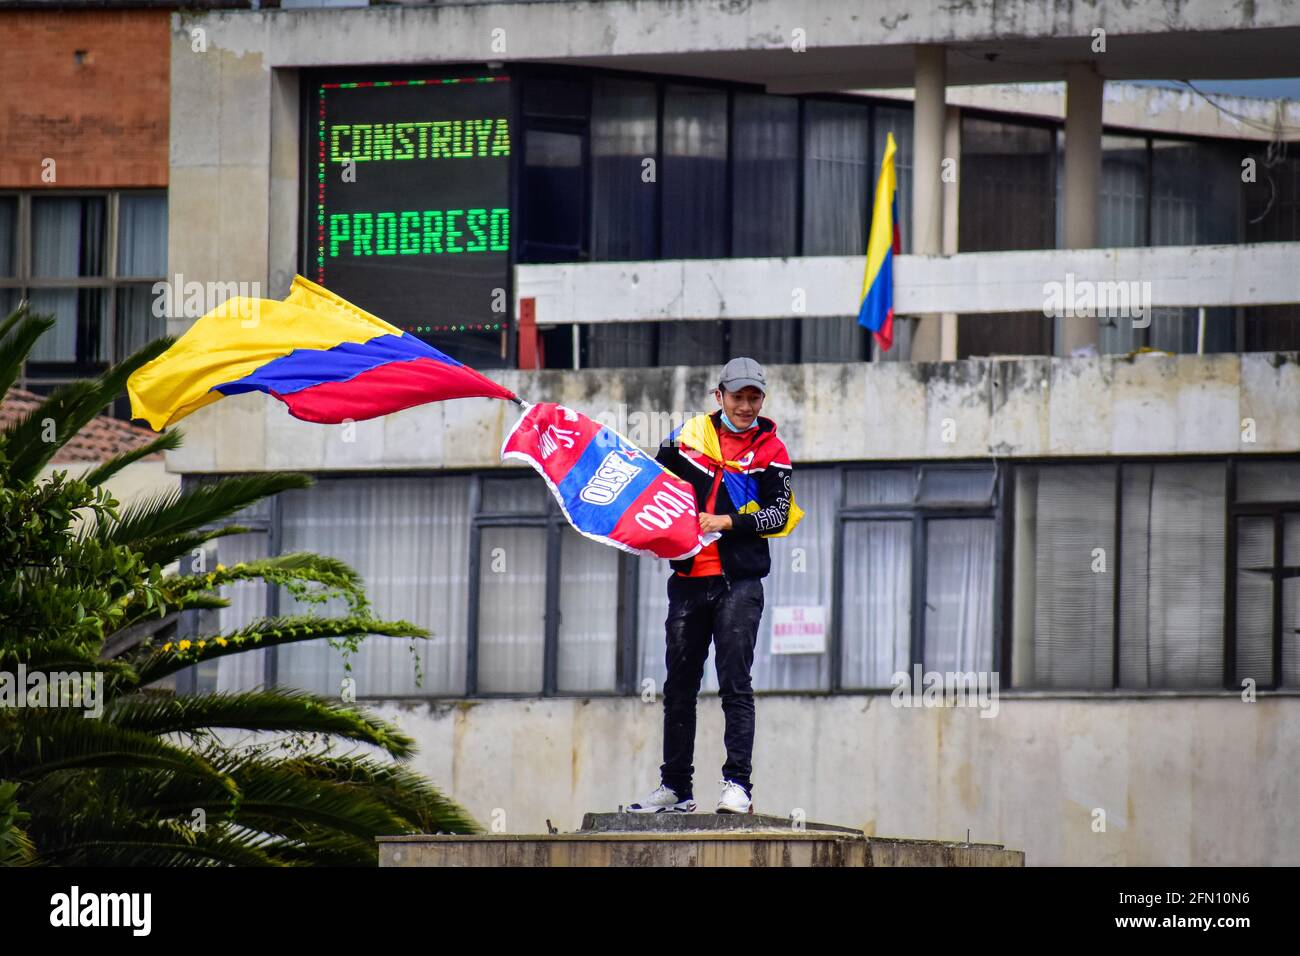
<box><xmin>361</xmin><ymin>693</ymin><xmax>1300</xmax><ymax>866</ymax></box>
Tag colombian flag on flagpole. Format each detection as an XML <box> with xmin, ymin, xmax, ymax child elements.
<box><xmin>128</xmin><ymin>275</ymin><xmax>517</xmax><ymax>429</ymax></box>
<box><xmin>857</xmin><ymin>131</ymin><xmax>900</xmax><ymax>352</ymax></box>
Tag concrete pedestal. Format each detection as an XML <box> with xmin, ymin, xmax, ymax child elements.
<box><xmin>377</xmin><ymin>812</ymin><xmax>1025</xmax><ymax>867</ymax></box>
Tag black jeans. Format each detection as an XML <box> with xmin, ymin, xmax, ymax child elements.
<box><xmin>659</xmin><ymin>573</ymin><xmax>764</xmax><ymax>800</ymax></box>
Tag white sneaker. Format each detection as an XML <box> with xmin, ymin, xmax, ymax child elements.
<box><xmin>627</xmin><ymin>784</ymin><xmax>696</xmax><ymax>813</ymax></box>
<box><xmin>715</xmin><ymin>779</ymin><xmax>753</xmax><ymax>814</ymax></box>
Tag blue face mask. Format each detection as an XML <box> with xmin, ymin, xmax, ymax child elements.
<box><xmin>720</xmin><ymin>409</ymin><xmax>758</xmax><ymax>432</ymax></box>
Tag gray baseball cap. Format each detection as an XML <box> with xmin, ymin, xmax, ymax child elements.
<box><xmin>718</xmin><ymin>356</ymin><xmax>766</xmax><ymax>394</ymax></box>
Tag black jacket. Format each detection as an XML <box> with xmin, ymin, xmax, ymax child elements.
<box><xmin>656</xmin><ymin>411</ymin><xmax>794</xmax><ymax>581</ymax></box>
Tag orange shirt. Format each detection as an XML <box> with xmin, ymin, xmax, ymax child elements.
<box><xmin>679</xmin><ymin>423</ymin><xmax>757</xmax><ymax>578</ymax></box>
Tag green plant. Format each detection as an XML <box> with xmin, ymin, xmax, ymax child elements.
<box><xmin>0</xmin><ymin>304</ymin><xmax>479</xmax><ymax>865</ymax></box>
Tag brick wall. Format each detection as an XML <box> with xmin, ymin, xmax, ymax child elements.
<box><xmin>0</xmin><ymin>9</ymin><xmax>169</xmax><ymax>188</ymax></box>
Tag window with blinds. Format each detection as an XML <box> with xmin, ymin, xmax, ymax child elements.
<box><xmin>1012</xmin><ymin>461</ymin><xmax>1229</xmax><ymax>689</ymax></box>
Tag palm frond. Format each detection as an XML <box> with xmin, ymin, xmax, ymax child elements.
<box><xmin>0</xmin><ymin>312</ymin><xmax>55</xmax><ymax>405</ymax></box>
<box><xmin>4</xmin><ymin>337</ymin><xmax>173</xmax><ymax>481</ymax></box>
<box><xmin>80</xmin><ymin>428</ymin><xmax>184</xmax><ymax>487</ymax></box>
<box><xmin>130</xmin><ymin>614</ymin><xmax>428</xmax><ymax>688</ymax></box>
<box><xmin>136</xmin><ymin>523</ymin><xmax>251</xmax><ymax>570</ymax></box>
<box><xmin>94</xmin><ymin>473</ymin><xmax>312</xmax><ymax>549</ymax></box>
<box><xmin>3</xmin><ymin>711</ymin><xmax>239</xmax><ymax>795</ymax></box>
<box><xmin>104</xmin><ymin>688</ymin><xmax>418</xmax><ymax>757</ymax></box>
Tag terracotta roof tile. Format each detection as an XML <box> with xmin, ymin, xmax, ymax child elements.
<box><xmin>2</xmin><ymin>387</ymin><xmax>163</xmax><ymax>464</ymax></box>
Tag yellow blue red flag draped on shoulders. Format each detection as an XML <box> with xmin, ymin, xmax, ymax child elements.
<box><xmin>857</xmin><ymin>130</ymin><xmax>900</xmax><ymax>352</ymax></box>
<box><xmin>127</xmin><ymin>275</ymin><xmax>516</xmax><ymax>430</ymax></box>
<box><xmin>672</xmin><ymin>413</ymin><xmax>803</xmax><ymax>538</ymax></box>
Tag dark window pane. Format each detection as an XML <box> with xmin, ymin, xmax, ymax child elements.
<box><xmin>960</xmin><ymin>118</ymin><xmax>1054</xmax><ymax>252</ymax></box>
<box><xmin>732</xmin><ymin>92</ymin><xmax>797</xmax><ymax>257</ymax></box>
<box><xmin>958</xmin><ymin>313</ymin><xmax>1050</xmax><ymax>358</ymax></box>
<box><xmin>1100</xmin><ymin>134</ymin><xmax>1148</xmax><ymax>248</ymax></box>
<box><xmin>0</xmin><ymin>197</ymin><xmax>16</xmax><ymax>276</ymax></box>
<box><xmin>588</xmin><ymin>77</ymin><xmax>658</xmax><ymax>366</ymax></box>
<box><xmin>557</xmin><ymin>528</ymin><xmax>619</xmax><ymax>693</ymax></box>
<box><xmin>1012</xmin><ymin>465</ymin><xmax>1116</xmax><ymax>688</ymax></box>
<box><xmin>1245</xmin><ymin>150</ymin><xmax>1300</xmax><ymax>243</ymax></box>
<box><xmin>1135</xmin><ymin>139</ymin><xmax>1241</xmax><ymax>354</ymax></box>
<box><xmin>1284</xmin><ymin>515</ymin><xmax>1300</xmax><ymax>688</ymax></box>
<box><xmin>661</xmin><ymin>85</ymin><xmax>727</xmax><ymax>259</ymax></box>
<box><xmin>481</xmin><ymin>475</ymin><xmax>548</xmax><ymax>513</ymax></box>
<box><xmin>923</xmin><ymin>518</ymin><xmax>995</xmax><ymax>674</ymax></box>
<box><xmin>523</xmin><ymin>76</ymin><xmax>589</xmax><ymax>121</ymax></box>
<box><xmin>477</xmin><ymin>526</ymin><xmax>547</xmax><ymax>693</ymax></box>
<box><xmin>115</xmin><ymin>284</ymin><xmax>165</xmax><ymax>359</ymax></box>
<box><xmin>1236</xmin><ymin>461</ymin><xmax>1300</xmax><ymax>503</ymax></box>
<box><xmin>1118</xmin><ymin>463</ymin><xmax>1225</xmax><ymax>688</ymax></box>
<box><xmin>845</xmin><ymin>468</ymin><xmax>915</xmax><ymax>507</ymax></box>
<box><xmin>840</xmin><ymin>519</ymin><xmax>912</xmax><ymax>688</ymax></box>
<box><xmin>657</xmin><ymin>318</ymin><xmax>725</xmax><ymax>367</ymax></box>
<box><xmin>118</xmin><ymin>193</ymin><xmax>168</xmax><ymax>277</ymax></box>
<box><xmin>521</xmin><ymin>128</ymin><xmax>583</xmax><ymax>262</ymax></box>
<box><xmin>729</xmin><ymin>93</ymin><xmax>800</xmax><ymax>364</ymax></box>
<box><xmin>802</xmin><ymin>99</ymin><xmax>870</xmax><ymax>362</ymax></box>
<box><xmin>1244</xmin><ymin>305</ymin><xmax>1300</xmax><ymax>350</ymax></box>
<box><xmin>32</xmin><ymin>196</ymin><xmax>105</xmax><ymax>278</ymax></box>
<box><xmin>802</xmin><ymin>99</ymin><xmax>870</xmax><ymax>256</ymax></box>
<box><xmin>1235</xmin><ymin>515</ymin><xmax>1273</xmax><ymax>686</ymax></box>
<box><xmin>919</xmin><ymin>466</ymin><xmax>996</xmax><ymax>505</ymax></box>
<box><xmin>873</xmin><ymin>104</ymin><xmax>913</xmax><ymax>255</ymax></box>
<box><xmin>28</xmin><ymin>287</ymin><xmax>106</xmax><ymax>363</ymax></box>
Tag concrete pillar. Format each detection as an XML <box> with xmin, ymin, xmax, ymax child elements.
<box><xmin>940</xmin><ymin>104</ymin><xmax>961</xmax><ymax>361</ymax></box>
<box><xmin>899</xmin><ymin>41</ymin><xmax>951</xmax><ymax>361</ymax></box>
<box><xmin>907</xmin><ymin>44</ymin><xmax>946</xmax><ymax>362</ymax></box>
<box><xmin>1057</xmin><ymin>61</ymin><xmax>1103</xmax><ymax>355</ymax></box>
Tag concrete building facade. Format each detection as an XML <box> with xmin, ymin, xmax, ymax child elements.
<box><xmin>90</xmin><ymin>0</ymin><xmax>1300</xmax><ymax>864</ymax></box>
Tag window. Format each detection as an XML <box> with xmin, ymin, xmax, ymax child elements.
<box><xmin>510</xmin><ymin>70</ymin><xmax>920</xmax><ymax>369</ymax></box>
<box><xmin>277</xmin><ymin>476</ymin><xmax>473</xmax><ymax>697</ymax></box>
<box><xmin>0</xmin><ymin>191</ymin><xmax>167</xmax><ymax>407</ymax></box>
<box><xmin>838</xmin><ymin>465</ymin><xmax>998</xmax><ymax>689</ymax></box>
<box><xmin>178</xmin><ymin>458</ymin><xmax>1292</xmax><ymax>699</ymax></box>
<box><xmin>175</xmin><ymin>492</ymin><xmax>274</xmax><ymax>695</ymax></box>
<box><xmin>1231</xmin><ymin>460</ymin><xmax>1300</xmax><ymax>689</ymax></box>
<box><xmin>1012</xmin><ymin>461</ymin><xmax>1229</xmax><ymax>689</ymax></box>
<box><xmin>637</xmin><ymin>466</ymin><xmax>838</xmax><ymax>693</ymax></box>
<box><xmin>957</xmin><ymin>117</ymin><xmax>1057</xmax><ymax>359</ymax></box>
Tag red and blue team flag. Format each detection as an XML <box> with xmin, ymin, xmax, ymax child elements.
<box><xmin>502</xmin><ymin>402</ymin><xmax>717</xmax><ymax>561</ymax></box>
<box><xmin>128</xmin><ymin>275</ymin><xmax>516</xmax><ymax>429</ymax></box>
<box><xmin>857</xmin><ymin>130</ymin><xmax>900</xmax><ymax>352</ymax></box>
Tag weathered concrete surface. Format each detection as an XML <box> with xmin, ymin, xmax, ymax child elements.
<box><xmin>516</xmin><ymin>244</ymin><xmax>1300</xmax><ymax>321</ymax></box>
<box><xmin>177</xmin><ymin>1</ymin><xmax>1300</xmax><ymax>89</ymax></box>
<box><xmin>866</xmin><ymin>81</ymin><xmax>1300</xmax><ymax>144</ymax></box>
<box><xmin>378</xmin><ymin>831</ymin><xmax>874</xmax><ymax>867</ymax></box>
<box><xmin>377</xmin><ymin>823</ymin><xmax>1024</xmax><ymax>867</ymax></box>
<box><xmin>358</xmin><ymin>694</ymin><xmax>1300</xmax><ymax>867</ymax></box>
<box><xmin>164</xmin><ymin>353</ymin><xmax>1300</xmax><ymax>473</ymax></box>
<box><xmin>580</xmin><ymin>811</ymin><xmax>861</xmax><ymax>834</ymax></box>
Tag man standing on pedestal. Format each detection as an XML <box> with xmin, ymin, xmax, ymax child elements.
<box><xmin>627</xmin><ymin>357</ymin><xmax>799</xmax><ymax>814</ymax></box>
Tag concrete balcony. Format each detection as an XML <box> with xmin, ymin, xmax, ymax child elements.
<box><xmin>167</xmin><ymin>350</ymin><xmax>1300</xmax><ymax>474</ymax></box>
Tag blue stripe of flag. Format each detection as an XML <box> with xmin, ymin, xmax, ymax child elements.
<box><xmin>215</xmin><ymin>333</ymin><xmax>462</xmax><ymax>397</ymax></box>
<box><xmin>558</xmin><ymin>429</ymin><xmax>660</xmax><ymax>536</ymax></box>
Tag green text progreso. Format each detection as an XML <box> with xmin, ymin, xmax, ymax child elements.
<box><xmin>328</xmin><ymin>209</ymin><xmax>510</xmax><ymax>257</ymax></box>
<box><xmin>329</xmin><ymin>119</ymin><xmax>511</xmax><ymax>162</ymax></box>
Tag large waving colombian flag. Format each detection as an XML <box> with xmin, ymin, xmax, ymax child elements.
<box><xmin>128</xmin><ymin>275</ymin><xmax>516</xmax><ymax>429</ymax></box>
<box><xmin>857</xmin><ymin>131</ymin><xmax>900</xmax><ymax>352</ymax></box>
